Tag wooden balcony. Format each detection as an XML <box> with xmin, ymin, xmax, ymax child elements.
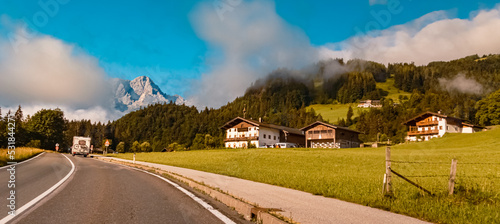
<box><xmin>306</xmin><ymin>133</ymin><xmax>334</xmax><ymax>140</ymax></box>
<box><xmin>408</xmin><ymin>129</ymin><xmax>439</xmax><ymax>136</ymax></box>
<box><xmin>224</xmin><ymin>136</ymin><xmax>259</xmax><ymax>142</ymax></box>
<box><xmin>416</xmin><ymin>120</ymin><xmax>439</xmax><ymax>126</ymax></box>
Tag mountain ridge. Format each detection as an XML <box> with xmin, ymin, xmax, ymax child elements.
<box><xmin>111</xmin><ymin>76</ymin><xmax>186</xmax><ymax>112</ymax></box>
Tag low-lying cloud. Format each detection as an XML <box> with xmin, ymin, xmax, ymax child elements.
<box><xmin>321</xmin><ymin>5</ymin><xmax>500</xmax><ymax>65</ymax></box>
<box><xmin>188</xmin><ymin>2</ymin><xmax>500</xmax><ymax>108</ymax></box>
<box><xmin>438</xmin><ymin>73</ymin><xmax>484</xmax><ymax>95</ymax></box>
<box><xmin>188</xmin><ymin>0</ymin><xmax>320</xmax><ymax>108</ymax></box>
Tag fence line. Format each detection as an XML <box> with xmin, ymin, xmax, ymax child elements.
<box><xmin>390</xmin><ymin>160</ymin><xmax>500</xmax><ymax>165</ymax></box>
<box><xmin>383</xmin><ymin>147</ymin><xmax>500</xmax><ymax>196</ymax></box>
<box><xmin>404</xmin><ymin>175</ymin><xmax>449</xmax><ymax>178</ymax></box>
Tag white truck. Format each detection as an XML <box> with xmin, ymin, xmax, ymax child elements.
<box><xmin>72</xmin><ymin>136</ymin><xmax>91</xmax><ymax>157</ymax></box>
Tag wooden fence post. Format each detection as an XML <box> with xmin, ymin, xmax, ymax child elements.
<box><xmin>448</xmin><ymin>159</ymin><xmax>458</xmax><ymax>195</ymax></box>
<box><xmin>385</xmin><ymin>146</ymin><xmax>392</xmax><ymax>195</ymax></box>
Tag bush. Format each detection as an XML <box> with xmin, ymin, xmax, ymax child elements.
<box><xmin>167</xmin><ymin>142</ymin><xmax>185</xmax><ymax>151</ymax></box>
<box><xmin>26</xmin><ymin>140</ymin><xmax>41</xmax><ymax>148</ymax></box>
<box><xmin>131</xmin><ymin>141</ymin><xmax>140</xmax><ymax>152</ymax></box>
<box><xmin>116</xmin><ymin>142</ymin><xmax>125</xmax><ymax>153</ymax></box>
<box><xmin>140</xmin><ymin>142</ymin><xmax>152</xmax><ymax>152</ymax></box>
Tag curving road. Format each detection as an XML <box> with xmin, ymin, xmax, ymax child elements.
<box><xmin>0</xmin><ymin>153</ymin><xmax>247</xmax><ymax>224</ymax></box>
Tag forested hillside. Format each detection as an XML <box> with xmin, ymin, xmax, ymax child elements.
<box><xmin>2</xmin><ymin>54</ymin><xmax>498</xmax><ymax>151</ymax></box>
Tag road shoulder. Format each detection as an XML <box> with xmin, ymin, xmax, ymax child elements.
<box><xmin>96</xmin><ymin>156</ymin><xmax>430</xmax><ymax>224</ymax></box>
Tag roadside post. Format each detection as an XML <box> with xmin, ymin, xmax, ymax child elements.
<box><xmin>133</xmin><ymin>153</ymin><xmax>136</xmax><ymax>164</ymax></box>
<box><xmin>105</xmin><ymin>139</ymin><xmax>110</xmax><ymax>156</ymax></box>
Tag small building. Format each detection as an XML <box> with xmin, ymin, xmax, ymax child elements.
<box><xmin>221</xmin><ymin>117</ymin><xmax>305</xmax><ymax>148</ymax></box>
<box><xmin>358</xmin><ymin>100</ymin><xmax>381</xmax><ymax>108</ymax></box>
<box><xmin>300</xmin><ymin>121</ymin><xmax>361</xmax><ymax>148</ymax></box>
<box><xmin>403</xmin><ymin>111</ymin><xmax>483</xmax><ymax>142</ymax></box>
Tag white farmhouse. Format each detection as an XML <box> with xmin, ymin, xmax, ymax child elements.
<box><xmin>221</xmin><ymin>117</ymin><xmax>305</xmax><ymax>148</ymax></box>
<box><xmin>403</xmin><ymin>111</ymin><xmax>483</xmax><ymax>142</ymax></box>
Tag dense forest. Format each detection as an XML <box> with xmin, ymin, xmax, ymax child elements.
<box><xmin>1</xmin><ymin>54</ymin><xmax>499</xmax><ymax>151</ymax></box>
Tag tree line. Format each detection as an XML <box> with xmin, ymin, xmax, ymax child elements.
<box><xmin>2</xmin><ymin>54</ymin><xmax>499</xmax><ymax>151</ymax></box>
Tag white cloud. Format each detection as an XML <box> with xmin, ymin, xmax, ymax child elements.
<box><xmin>187</xmin><ymin>0</ymin><xmax>319</xmax><ymax>108</ymax></box>
<box><xmin>321</xmin><ymin>5</ymin><xmax>500</xmax><ymax>65</ymax></box>
<box><xmin>438</xmin><ymin>73</ymin><xmax>484</xmax><ymax>95</ymax></box>
<box><xmin>0</xmin><ymin>20</ymin><xmax>117</xmax><ymax>122</ymax></box>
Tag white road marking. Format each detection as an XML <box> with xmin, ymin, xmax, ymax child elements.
<box><xmin>0</xmin><ymin>152</ymin><xmax>45</xmax><ymax>170</ymax></box>
<box><xmin>112</xmin><ymin>161</ymin><xmax>237</xmax><ymax>224</ymax></box>
<box><xmin>0</xmin><ymin>154</ymin><xmax>75</xmax><ymax>224</ymax></box>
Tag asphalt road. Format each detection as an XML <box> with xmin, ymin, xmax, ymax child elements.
<box><xmin>0</xmin><ymin>153</ymin><xmax>247</xmax><ymax>224</ymax></box>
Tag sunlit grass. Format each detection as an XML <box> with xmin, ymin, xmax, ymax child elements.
<box><xmin>307</xmin><ymin>78</ymin><xmax>412</xmax><ymax>123</ymax></box>
<box><xmin>111</xmin><ymin>128</ymin><xmax>500</xmax><ymax>223</ymax></box>
<box><xmin>307</xmin><ymin>103</ymin><xmax>365</xmax><ymax>123</ymax></box>
<box><xmin>376</xmin><ymin>78</ymin><xmax>412</xmax><ymax>102</ymax></box>
<box><xmin>0</xmin><ymin>147</ymin><xmax>44</xmax><ymax>166</ymax></box>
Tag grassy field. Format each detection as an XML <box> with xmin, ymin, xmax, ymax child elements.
<box><xmin>307</xmin><ymin>78</ymin><xmax>411</xmax><ymax>123</ymax></box>
<box><xmin>112</xmin><ymin>128</ymin><xmax>500</xmax><ymax>223</ymax></box>
<box><xmin>306</xmin><ymin>103</ymin><xmax>366</xmax><ymax>123</ymax></box>
<box><xmin>376</xmin><ymin>78</ymin><xmax>412</xmax><ymax>102</ymax></box>
<box><xmin>0</xmin><ymin>147</ymin><xmax>44</xmax><ymax>166</ymax></box>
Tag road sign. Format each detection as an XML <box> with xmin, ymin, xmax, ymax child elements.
<box><xmin>105</xmin><ymin>140</ymin><xmax>110</xmax><ymax>147</ymax></box>
<box><xmin>56</xmin><ymin>143</ymin><xmax>59</xmax><ymax>147</ymax></box>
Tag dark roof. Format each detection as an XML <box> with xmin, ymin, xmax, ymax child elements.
<box><xmin>220</xmin><ymin>117</ymin><xmax>304</xmax><ymax>135</ymax></box>
<box><xmin>462</xmin><ymin>123</ymin><xmax>484</xmax><ymax>129</ymax></box>
<box><xmin>300</xmin><ymin>121</ymin><xmax>361</xmax><ymax>134</ymax></box>
<box><xmin>402</xmin><ymin>111</ymin><xmax>462</xmax><ymax>125</ymax></box>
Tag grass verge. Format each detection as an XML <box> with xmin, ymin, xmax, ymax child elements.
<box><xmin>0</xmin><ymin>147</ymin><xmax>44</xmax><ymax>167</ymax></box>
<box><xmin>111</xmin><ymin>128</ymin><xmax>500</xmax><ymax>223</ymax></box>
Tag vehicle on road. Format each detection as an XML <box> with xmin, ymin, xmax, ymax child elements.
<box><xmin>72</xmin><ymin>136</ymin><xmax>91</xmax><ymax>157</ymax></box>
<box><xmin>274</xmin><ymin>142</ymin><xmax>298</xmax><ymax>148</ymax></box>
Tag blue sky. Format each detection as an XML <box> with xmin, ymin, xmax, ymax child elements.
<box><xmin>0</xmin><ymin>0</ymin><xmax>499</xmax><ymax>120</ymax></box>
<box><xmin>1</xmin><ymin>0</ymin><xmax>498</xmax><ymax>94</ymax></box>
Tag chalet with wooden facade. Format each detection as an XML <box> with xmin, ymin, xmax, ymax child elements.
<box><xmin>403</xmin><ymin>111</ymin><xmax>483</xmax><ymax>142</ymax></box>
<box><xmin>300</xmin><ymin>121</ymin><xmax>361</xmax><ymax>148</ymax></box>
<box><xmin>221</xmin><ymin>117</ymin><xmax>305</xmax><ymax>148</ymax></box>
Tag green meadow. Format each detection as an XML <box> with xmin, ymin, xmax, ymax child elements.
<box><xmin>306</xmin><ymin>103</ymin><xmax>365</xmax><ymax>123</ymax></box>
<box><xmin>376</xmin><ymin>78</ymin><xmax>412</xmax><ymax>102</ymax></box>
<box><xmin>112</xmin><ymin>127</ymin><xmax>500</xmax><ymax>223</ymax></box>
<box><xmin>307</xmin><ymin>78</ymin><xmax>411</xmax><ymax>123</ymax></box>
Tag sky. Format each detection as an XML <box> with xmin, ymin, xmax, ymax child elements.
<box><xmin>0</xmin><ymin>0</ymin><xmax>499</xmax><ymax>122</ymax></box>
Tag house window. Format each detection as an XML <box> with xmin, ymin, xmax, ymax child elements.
<box><xmin>274</xmin><ymin>136</ymin><xmax>276</xmax><ymax>140</ymax></box>
<box><xmin>263</xmin><ymin>134</ymin><xmax>266</xmax><ymax>139</ymax></box>
<box><xmin>308</xmin><ymin>131</ymin><xmax>312</xmax><ymax>134</ymax></box>
<box><xmin>439</xmin><ymin>126</ymin><xmax>442</xmax><ymax>130</ymax></box>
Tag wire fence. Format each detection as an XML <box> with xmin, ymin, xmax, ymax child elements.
<box><xmin>383</xmin><ymin>147</ymin><xmax>500</xmax><ymax>195</ymax></box>
<box><xmin>390</xmin><ymin>160</ymin><xmax>500</xmax><ymax>179</ymax></box>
